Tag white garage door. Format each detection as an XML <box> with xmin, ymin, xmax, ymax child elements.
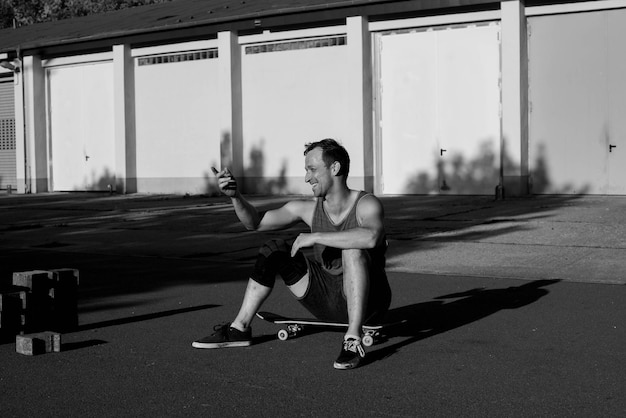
<box><xmin>241</xmin><ymin>35</ymin><xmax>355</xmax><ymax>194</ymax></box>
<box><xmin>134</xmin><ymin>49</ymin><xmax>221</xmax><ymax>194</ymax></box>
<box><xmin>528</xmin><ymin>10</ymin><xmax>626</xmax><ymax>194</ymax></box>
<box><xmin>48</xmin><ymin>62</ymin><xmax>115</xmax><ymax>191</ymax></box>
<box><xmin>376</xmin><ymin>23</ymin><xmax>501</xmax><ymax>195</ymax></box>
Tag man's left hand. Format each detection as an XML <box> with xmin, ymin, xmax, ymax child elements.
<box><xmin>291</xmin><ymin>233</ymin><xmax>316</xmax><ymax>257</ymax></box>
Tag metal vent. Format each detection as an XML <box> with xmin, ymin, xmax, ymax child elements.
<box><xmin>0</xmin><ymin>118</ymin><xmax>15</xmax><ymax>150</ymax></box>
<box><xmin>245</xmin><ymin>35</ymin><xmax>347</xmax><ymax>55</ymax></box>
<box><xmin>138</xmin><ymin>49</ymin><xmax>218</xmax><ymax>66</ymax></box>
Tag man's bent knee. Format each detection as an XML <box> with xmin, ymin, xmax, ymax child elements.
<box><xmin>251</xmin><ymin>239</ymin><xmax>307</xmax><ymax>288</ymax></box>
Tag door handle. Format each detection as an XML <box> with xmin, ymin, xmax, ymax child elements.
<box><xmin>609</xmin><ymin>144</ymin><xmax>617</xmax><ymax>153</ymax></box>
<box><xmin>440</xmin><ymin>149</ymin><xmax>447</xmax><ymax>156</ymax></box>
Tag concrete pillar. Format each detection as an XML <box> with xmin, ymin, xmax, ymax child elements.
<box><xmin>347</xmin><ymin>16</ymin><xmax>374</xmax><ymax>193</ymax></box>
<box><xmin>21</xmin><ymin>56</ymin><xmax>47</xmax><ymax>193</ymax></box>
<box><xmin>217</xmin><ymin>31</ymin><xmax>243</xmax><ymax>178</ymax></box>
<box><xmin>13</xmin><ymin>62</ymin><xmax>26</xmax><ymax>194</ymax></box>
<box><xmin>500</xmin><ymin>0</ymin><xmax>530</xmax><ymax>196</ymax></box>
<box><xmin>113</xmin><ymin>44</ymin><xmax>137</xmax><ymax>193</ymax></box>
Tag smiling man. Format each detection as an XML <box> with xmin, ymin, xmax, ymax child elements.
<box><xmin>193</xmin><ymin>138</ymin><xmax>391</xmax><ymax>370</ymax></box>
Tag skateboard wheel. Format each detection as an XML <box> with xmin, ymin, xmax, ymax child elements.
<box><xmin>277</xmin><ymin>329</ymin><xmax>290</xmax><ymax>341</ymax></box>
<box><xmin>362</xmin><ymin>335</ymin><xmax>374</xmax><ymax>347</ymax></box>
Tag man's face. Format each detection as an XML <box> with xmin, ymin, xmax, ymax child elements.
<box><xmin>305</xmin><ymin>147</ymin><xmax>333</xmax><ymax>197</ymax></box>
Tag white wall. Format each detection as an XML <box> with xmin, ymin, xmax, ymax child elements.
<box><xmin>15</xmin><ymin>0</ymin><xmax>626</xmax><ymax>196</ymax></box>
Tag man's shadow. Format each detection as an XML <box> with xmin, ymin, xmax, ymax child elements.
<box><xmin>367</xmin><ymin>279</ymin><xmax>560</xmax><ymax>364</ymax></box>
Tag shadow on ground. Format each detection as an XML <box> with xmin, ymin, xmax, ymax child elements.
<box><xmin>0</xmin><ymin>193</ymin><xmax>581</xmax><ymax>323</ymax></box>
<box><xmin>77</xmin><ymin>303</ymin><xmax>220</xmax><ymax>331</ymax></box>
<box><xmin>380</xmin><ymin>194</ymin><xmax>584</xmax><ymax>264</ymax></box>
<box><xmin>365</xmin><ymin>279</ymin><xmax>561</xmax><ymax>365</ymax></box>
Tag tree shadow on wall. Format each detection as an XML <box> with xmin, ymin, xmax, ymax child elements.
<box><xmin>201</xmin><ymin>133</ymin><xmax>290</xmax><ymax>196</ymax></box>
<box><xmin>529</xmin><ymin>143</ymin><xmax>592</xmax><ymax>195</ymax></box>
<box><xmin>407</xmin><ymin>140</ymin><xmax>499</xmax><ymax>195</ymax></box>
<box><xmin>87</xmin><ymin>168</ymin><xmax>116</xmax><ymax>192</ymax></box>
<box><xmin>242</xmin><ymin>140</ymin><xmax>289</xmax><ymax>195</ymax></box>
<box><xmin>202</xmin><ymin>132</ymin><xmax>235</xmax><ymax>196</ymax></box>
<box><xmin>403</xmin><ymin>139</ymin><xmax>590</xmax><ymax>195</ymax></box>
<box><xmin>380</xmin><ymin>139</ymin><xmax>590</xmax><ymax>266</ymax></box>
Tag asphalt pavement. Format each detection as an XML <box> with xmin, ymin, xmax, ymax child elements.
<box><xmin>0</xmin><ymin>192</ymin><xmax>624</xmax><ymax>417</ymax></box>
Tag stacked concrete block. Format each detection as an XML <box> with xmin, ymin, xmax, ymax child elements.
<box><xmin>48</xmin><ymin>268</ymin><xmax>80</xmax><ymax>332</ymax></box>
<box><xmin>12</xmin><ymin>270</ymin><xmax>54</xmax><ymax>332</ymax></box>
<box><xmin>16</xmin><ymin>331</ymin><xmax>62</xmax><ymax>356</ymax></box>
<box><xmin>1</xmin><ymin>269</ymin><xmax>79</xmax><ymax>354</ymax></box>
<box><xmin>0</xmin><ymin>269</ymin><xmax>79</xmax><ymax>336</ymax></box>
<box><xmin>0</xmin><ymin>289</ymin><xmax>28</xmax><ymax>342</ymax></box>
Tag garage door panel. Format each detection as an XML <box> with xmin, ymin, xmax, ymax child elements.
<box><xmin>529</xmin><ymin>9</ymin><xmax>626</xmax><ymax>195</ymax></box>
<box><xmin>378</xmin><ymin>23</ymin><xmax>501</xmax><ymax>195</ymax></box>
<box><xmin>48</xmin><ymin>63</ymin><xmax>115</xmax><ymax>191</ymax></box>
<box><xmin>241</xmin><ymin>37</ymin><xmax>353</xmax><ymax>194</ymax></box>
<box><xmin>607</xmin><ymin>10</ymin><xmax>626</xmax><ymax>194</ymax></box>
<box><xmin>134</xmin><ymin>52</ymin><xmax>221</xmax><ymax>194</ymax></box>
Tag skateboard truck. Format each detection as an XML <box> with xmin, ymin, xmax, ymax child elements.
<box><xmin>278</xmin><ymin>324</ymin><xmax>302</xmax><ymax>341</ymax></box>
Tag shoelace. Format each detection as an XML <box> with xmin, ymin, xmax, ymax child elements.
<box><xmin>343</xmin><ymin>339</ymin><xmax>365</xmax><ymax>358</ymax></box>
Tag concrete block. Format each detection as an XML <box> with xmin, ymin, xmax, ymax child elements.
<box><xmin>22</xmin><ymin>293</ymin><xmax>53</xmax><ymax>333</ymax></box>
<box><xmin>48</xmin><ymin>285</ymin><xmax>77</xmax><ymax>302</ymax></box>
<box><xmin>16</xmin><ymin>331</ymin><xmax>62</xmax><ymax>356</ymax></box>
<box><xmin>9</xmin><ymin>269</ymin><xmax>79</xmax><ymax>333</ymax></box>
<box><xmin>12</xmin><ymin>271</ymin><xmax>53</xmax><ymax>294</ymax></box>
<box><xmin>0</xmin><ymin>311</ymin><xmax>20</xmax><ymax>332</ymax></box>
<box><xmin>0</xmin><ymin>290</ymin><xmax>27</xmax><ymax>334</ymax></box>
<box><xmin>49</xmin><ymin>269</ymin><xmax>79</xmax><ymax>332</ymax></box>
<box><xmin>0</xmin><ymin>311</ymin><xmax>25</xmax><ymax>326</ymax></box>
<box><xmin>0</xmin><ymin>289</ymin><xmax>27</xmax><ymax>311</ymax></box>
<box><xmin>50</xmin><ymin>268</ymin><xmax>80</xmax><ymax>287</ymax></box>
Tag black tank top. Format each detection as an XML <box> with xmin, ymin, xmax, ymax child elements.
<box><xmin>311</xmin><ymin>191</ymin><xmax>386</xmax><ymax>276</ymax></box>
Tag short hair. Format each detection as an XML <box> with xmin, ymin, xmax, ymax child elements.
<box><xmin>304</xmin><ymin>138</ymin><xmax>350</xmax><ymax>177</ymax></box>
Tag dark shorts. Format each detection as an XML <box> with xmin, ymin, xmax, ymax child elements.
<box><xmin>298</xmin><ymin>253</ymin><xmax>392</xmax><ymax>324</ymax></box>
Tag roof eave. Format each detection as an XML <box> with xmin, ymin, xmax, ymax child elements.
<box><xmin>4</xmin><ymin>0</ymin><xmax>501</xmax><ymax>57</ymax></box>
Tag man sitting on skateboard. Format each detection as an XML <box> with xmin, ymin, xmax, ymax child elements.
<box><xmin>192</xmin><ymin>138</ymin><xmax>391</xmax><ymax>370</ymax></box>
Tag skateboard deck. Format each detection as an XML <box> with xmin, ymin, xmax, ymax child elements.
<box><xmin>256</xmin><ymin>311</ymin><xmax>405</xmax><ymax>347</ymax></box>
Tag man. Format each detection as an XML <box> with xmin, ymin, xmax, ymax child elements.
<box><xmin>193</xmin><ymin>138</ymin><xmax>391</xmax><ymax>370</ymax></box>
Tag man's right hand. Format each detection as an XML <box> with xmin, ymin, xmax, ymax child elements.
<box><xmin>211</xmin><ymin>167</ymin><xmax>238</xmax><ymax>197</ymax></box>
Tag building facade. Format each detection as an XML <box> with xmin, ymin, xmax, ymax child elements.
<box><xmin>0</xmin><ymin>0</ymin><xmax>625</xmax><ymax>196</ymax></box>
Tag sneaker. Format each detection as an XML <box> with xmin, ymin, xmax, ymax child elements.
<box><xmin>192</xmin><ymin>323</ymin><xmax>252</xmax><ymax>349</ymax></box>
<box><xmin>333</xmin><ymin>337</ymin><xmax>365</xmax><ymax>370</ymax></box>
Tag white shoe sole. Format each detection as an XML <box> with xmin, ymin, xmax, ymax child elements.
<box><xmin>333</xmin><ymin>360</ymin><xmax>360</xmax><ymax>370</ymax></box>
<box><xmin>192</xmin><ymin>341</ymin><xmax>251</xmax><ymax>349</ymax></box>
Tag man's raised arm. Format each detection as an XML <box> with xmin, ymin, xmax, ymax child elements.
<box><xmin>212</xmin><ymin>167</ymin><xmax>307</xmax><ymax>231</ymax></box>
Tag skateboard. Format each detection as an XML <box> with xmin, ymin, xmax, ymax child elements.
<box><xmin>256</xmin><ymin>311</ymin><xmax>405</xmax><ymax>347</ymax></box>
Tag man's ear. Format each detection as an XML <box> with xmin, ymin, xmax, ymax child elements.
<box><xmin>331</xmin><ymin>161</ymin><xmax>341</xmax><ymax>176</ymax></box>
